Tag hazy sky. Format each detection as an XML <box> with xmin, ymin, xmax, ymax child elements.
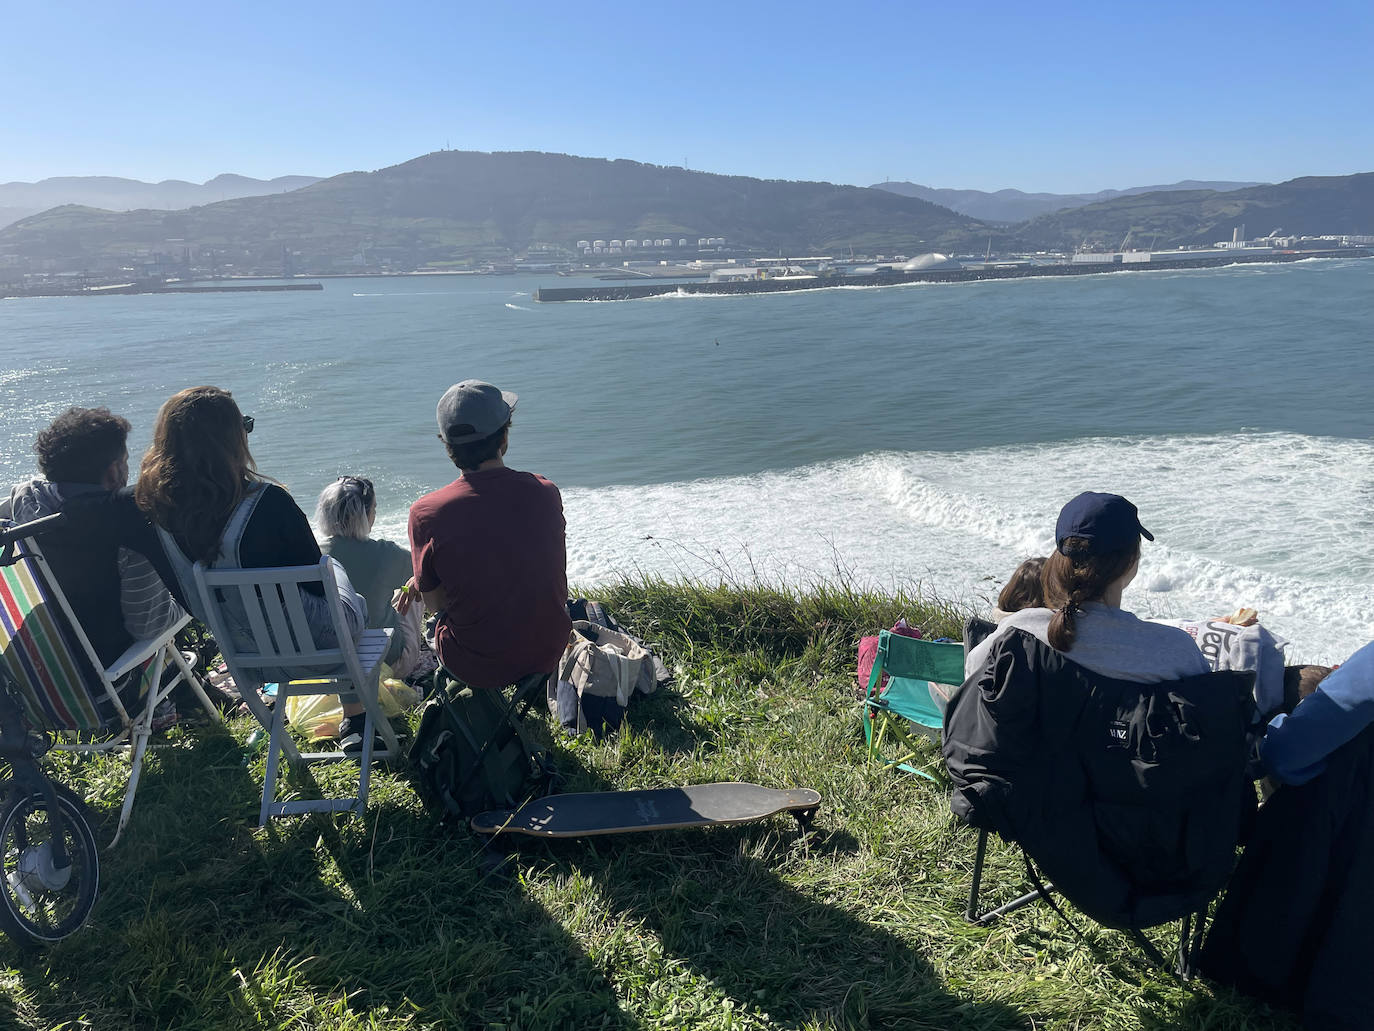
<box><xmin>3</xmin><ymin>1</ymin><xmax>1370</xmax><ymax>193</ymax></box>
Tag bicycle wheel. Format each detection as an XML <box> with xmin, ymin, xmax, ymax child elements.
<box><xmin>0</xmin><ymin>782</ymin><xmax>99</xmax><ymax>946</ymax></box>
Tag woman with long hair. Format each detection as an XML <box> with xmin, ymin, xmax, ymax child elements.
<box><xmin>965</xmin><ymin>492</ymin><xmax>1208</xmax><ymax>683</ymax></box>
<box><xmin>135</xmin><ymin>386</ymin><xmax>375</xmax><ymax>750</ymax></box>
<box><xmin>992</xmin><ymin>555</ymin><xmax>1047</xmax><ymax>621</ymax></box>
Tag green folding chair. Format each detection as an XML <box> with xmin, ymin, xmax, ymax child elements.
<box><xmin>862</xmin><ymin>631</ymin><xmax>966</xmax><ymax>780</ymax></box>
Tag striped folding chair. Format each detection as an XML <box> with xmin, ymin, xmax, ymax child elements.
<box><xmin>0</xmin><ymin>537</ymin><xmax>219</xmax><ymax>846</ymax></box>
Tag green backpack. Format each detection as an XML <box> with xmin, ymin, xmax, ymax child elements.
<box><xmin>409</xmin><ymin>670</ymin><xmax>551</xmax><ymax>822</ymax></box>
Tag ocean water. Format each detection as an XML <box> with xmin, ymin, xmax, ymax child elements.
<box><xmin>2</xmin><ymin>258</ymin><xmax>1371</xmax><ymax>662</ymax></box>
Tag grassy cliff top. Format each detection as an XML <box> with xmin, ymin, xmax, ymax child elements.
<box><xmin>0</xmin><ymin>580</ymin><xmax>1288</xmax><ymax>1030</ymax></box>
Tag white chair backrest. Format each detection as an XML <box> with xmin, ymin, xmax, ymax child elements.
<box><xmin>192</xmin><ymin>557</ymin><xmax>365</xmax><ymax>689</ymax></box>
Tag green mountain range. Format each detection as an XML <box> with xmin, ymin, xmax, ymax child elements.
<box><xmin>1</xmin><ymin>152</ymin><xmax>1370</xmax><ymax>276</ymax></box>
<box><xmin>0</xmin><ymin>151</ymin><xmax>982</xmax><ymax>274</ymax></box>
<box><xmin>873</xmin><ymin>180</ymin><xmax>1265</xmax><ymax>223</ymax></box>
<box><xmin>1006</xmin><ymin>173</ymin><xmax>1374</xmax><ymax>250</ymax></box>
<box><xmin>0</xmin><ymin>173</ymin><xmax>322</xmax><ymax>230</ymax></box>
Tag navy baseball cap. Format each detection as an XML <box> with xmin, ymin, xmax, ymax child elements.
<box><xmin>1054</xmin><ymin>492</ymin><xmax>1154</xmax><ymax>555</ymax></box>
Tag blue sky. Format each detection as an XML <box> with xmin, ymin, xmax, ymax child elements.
<box><xmin>2</xmin><ymin>1</ymin><xmax>1370</xmax><ymax>193</ymax></box>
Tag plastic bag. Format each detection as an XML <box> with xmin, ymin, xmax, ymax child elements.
<box><xmin>282</xmin><ymin>666</ymin><xmax>423</xmax><ymax>740</ymax></box>
<box><xmin>284</xmin><ymin>691</ymin><xmax>343</xmax><ymax>740</ymax></box>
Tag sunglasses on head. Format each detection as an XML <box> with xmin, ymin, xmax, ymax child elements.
<box><xmin>338</xmin><ymin>475</ymin><xmax>375</xmax><ymax>505</ymax></box>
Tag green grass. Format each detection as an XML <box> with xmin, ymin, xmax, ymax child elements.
<box><xmin>0</xmin><ymin>579</ymin><xmax>1293</xmax><ymax>1030</ymax></box>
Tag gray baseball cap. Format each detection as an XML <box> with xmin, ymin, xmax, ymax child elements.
<box><xmin>436</xmin><ymin>380</ymin><xmax>517</xmax><ymax>444</ymax></box>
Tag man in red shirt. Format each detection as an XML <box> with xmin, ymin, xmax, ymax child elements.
<box><xmin>405</xmin><ymin>380</ymin><xmax>571</xmax><ymax>689</ymax></box>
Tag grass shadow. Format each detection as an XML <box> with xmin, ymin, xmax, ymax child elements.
<box><xmin>0</xmin><ymin>719</ymin><xmax>637</xmax><ymax>1030</ymax></box>
<box><xmin>487</xmin><ymin>750</ymin><xmax>1029</xmax><ymax>1030</ymax></box>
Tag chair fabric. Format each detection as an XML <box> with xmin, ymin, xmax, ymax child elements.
<box><xmin>0</xmin><ymin>539</ymin><xmax>219</xmax><ymax>845</ymax></box>
<box><xmin>862</xmin><ymin>631</ymin><xmax>965</xmax><ymax>778</ymax></box>
<box><xmin>192</xmin><ymin>556</ymin><xmax>398</xmax><ymax>825</ymax></box>
<box><xmin>944</xmin><ymin>627</ymin><xmax>1255</xmax><ymax>934</ymax></box>
<box><xmin>0</xmin><ymin>553</ymin><xmax>106</xmax><ymax>732</ymax></box>
<box><xmin>963</xmin><ymin>615</ymin><xmax>997</xmax><ymax>657</ymax></box>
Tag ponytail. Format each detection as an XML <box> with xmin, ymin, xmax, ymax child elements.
<box><xmin>1042</xmin><ymin>539</ymin><xmax>1139</xmax><ymax>652</ymax></box>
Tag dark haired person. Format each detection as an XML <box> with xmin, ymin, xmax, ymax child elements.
<box><xmin>991</xmin><ymin>556</ymin><xmax>1047</xmax><ymax>621</ymax></box>
<box><xmin>404</xmin><ymin>380</ymin><xmax>570</xmax><ymax>689</ymax></box>
<box><xmin>132</xmin><ymin>386</ymin><xmax>375</xmax><ymax>749</ymax></box>
<box><xmin>2</xmin><ymin>407</ymin><xmax>180</xmax><ymax>668</ymax></box>
<box><xmin>964</xmin><ymin>492</ymin><xmax>1208</xmax><ymax>683</ymax></box>
<box><xmin>316</xmin><ymin>475</ymin><xmax>417</xmax><ymax>675</ymax></box>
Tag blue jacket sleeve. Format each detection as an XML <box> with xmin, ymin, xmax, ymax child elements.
<box><xmin>1261</xmin><ymin>640</ymin><xmax>1374</xmax><ymax>785</ymax></box>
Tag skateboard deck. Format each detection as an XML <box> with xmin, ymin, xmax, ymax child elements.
<box><xmin>470</xmin><ymin>782</ymin><xmax>821</xmax><ymax>838</ymax></box>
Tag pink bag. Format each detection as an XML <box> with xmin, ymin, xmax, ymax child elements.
<box><xmin>855</xmin><ymin>619</ymin><xmax>923</xmax><ymax>697</ymax></box>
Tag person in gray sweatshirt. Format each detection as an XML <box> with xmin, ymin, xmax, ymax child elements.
<box><xmin>965</xmin><ymin>492</ymin><xmax>1209</xmax><ymax>685</ymax></box>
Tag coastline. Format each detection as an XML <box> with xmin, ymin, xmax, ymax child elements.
<box><xmin>534</xmin><ymin>248</ymin><xmax>1370</xmax><ymax>302</ymax></box>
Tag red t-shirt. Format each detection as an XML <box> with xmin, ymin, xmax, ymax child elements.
<box><xmin>408</xmin><ymin>466</ymin><xmax>571</xmax><ymax>689</ymax></box>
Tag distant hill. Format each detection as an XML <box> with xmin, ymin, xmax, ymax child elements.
<box><xmin>874</xmin><ymin>180</ymin><xmax>1265</xmax><ymax>223</ymax></box>
<box><xmin>1004</xmin><ymin>173</ymin><xmax>1374</xmax><ymax>250</ymax></box>
<box><xmin>0</xmin><ymin>151</ymin><xmax>986</xmax><ymax>273</ymax></box>
<box><xmin>0</xmin><ymin>173</ymin><xmax>322</xmax><ymax>228</ymax></box>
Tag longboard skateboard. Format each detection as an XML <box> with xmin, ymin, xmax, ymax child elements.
<box><xmin>471</xmin><ymin>782</ymin><xmax>821</xmax><ymax>839</ymax></box>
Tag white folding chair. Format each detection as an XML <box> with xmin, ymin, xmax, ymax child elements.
<box><xmin>0</xmin><ymin>538</ymin><xmax>220</xmax><ymax>847</ymax></box>
<box><xmin>190</xmin><ymin>557</ymin><xmax>398</xmax><ymax>826</ymax></box>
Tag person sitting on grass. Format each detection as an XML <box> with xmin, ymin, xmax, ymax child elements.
<box><xmin>316</xmin><ymin>475</ymin><xmax>420</xmax><ymax>678</ymax></box>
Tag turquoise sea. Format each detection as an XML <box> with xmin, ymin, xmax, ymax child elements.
<box><xmin>3</xmin><ymin>257</ymin><xmax>1372</xmax><ymax>662</ymax></box>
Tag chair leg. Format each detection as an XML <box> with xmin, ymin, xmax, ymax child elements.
<box><xmin>352</xmin><ymin>669</ymin><xmax>398</xmax><ymax>758</ymax></box>
<box><xmin>170</xmin><ymin>644</ymin><xmax>222</xmax><ymax>723</ymax></box>
<box><xmin>966</xmin><ymin>828</ymin><xmax>989</xmax><ymax>922</ymax></box>
<box><xmin>260</xmin><ymin>703</ymin><xmax>290</xmax><ymax>826</ymax></box>
<box><xmin>241</xmin><ymin>682</ymin><xmax>301</xmax><ymax>765</ymax></box>
<box><xmin>965</xmin><ymin>827</ymin><xmax>1053</xmax><ymax>925</ymax></box>
<box><xmin>355</xmin><ymin>710</ymin><xmax>375</xmax><ymax>818</ymax></box>
<box><xmin>110</xmin><ymin>726</ymin><xmax>152</xmax><ymax>849</ymax></box>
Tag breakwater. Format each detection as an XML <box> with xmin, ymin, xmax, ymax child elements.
<box><xmin>2</xmin><ymin>282</ymin><xmax>324</xmax><ymax>300</ymax></box>
<box><xmin>534</xmin><ymin>249</ymin><xmax>1369</xmax><ymax>302</ymax></box>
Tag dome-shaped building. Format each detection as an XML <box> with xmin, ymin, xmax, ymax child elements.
<box><xmin>902</xmin><ymin>253</ymin><xmax>961</xmax><ymax>271</ymax></box>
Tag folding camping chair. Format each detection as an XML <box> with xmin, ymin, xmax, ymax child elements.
<box><xmin>0</xmin><ymin>536</ymin><xmax>219</xmax><ymax>846</ymax></box>
<box><xmin>945</xmin><ymin>629</ymin><xmax>1255</xmax><ymax>978</ymax></box>
<box><xmin>862</xmin><ymin>631</ymin><xmax>966</xmax><ymax>780</ymax></box>
<box><xmin>192</xmin><ymin>557</ymin><xmax>399</xmax><ymax>826</ymax></box>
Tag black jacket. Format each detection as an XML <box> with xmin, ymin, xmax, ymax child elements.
<box><xmin>1201</xmin><ymin>723</ymin><xmax>1374</xmax><ymax>1030</ymax></box>
<box><xmin>943</xmin><ymin>628</ymin><xmax>1255</xmax><ymax>930</ymax></box>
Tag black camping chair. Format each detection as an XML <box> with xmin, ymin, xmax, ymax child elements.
<box><xmin>945</xmin><ymin>627</ymin><xmax>1256</xmax><ymax>978</ymax></box>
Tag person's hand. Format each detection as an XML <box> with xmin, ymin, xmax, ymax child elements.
<box><xmin>393</xmin><ymin>579</ymin><xmax>418</xmax><ymax>615</ymax></box>
<box><xmin>1220</xmin><ymin>607</ymin><xmax>1259</xmax><ymax>626</ymax></box>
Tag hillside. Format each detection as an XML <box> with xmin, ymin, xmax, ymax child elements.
<box><xmin>1006</xmin><ymin>173</ymin><xmax>1374</xmax><ymax>250</ymax></box>
<box><xmin>0</xmin><ymin>579</ymin><xmax>1288</xmax><ymax>1030</ymax></box>
<box><xmin>0</xmin><ymin>152</ymin><xmax>987</xmax><ymax>274</ymax></box>
<box><xmin>0</xmin><ymin>173</ymin><xmax>321</xmax><ymax>228</ymax></box>
<box><xmin>874</xmin><ymin>180</ymin><xmax>1265</xmax><ymax>223</ymax></box>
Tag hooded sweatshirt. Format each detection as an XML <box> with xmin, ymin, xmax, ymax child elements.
<box><xmin>4</xmin><ymin>479</ymin><xmax>182</xmax><ymax>666</ymax></box>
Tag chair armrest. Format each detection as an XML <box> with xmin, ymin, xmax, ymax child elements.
<box><xmin>105</xmin><ymin>611</ymin><xmax>193</xmax><ymax>678</ymax></box>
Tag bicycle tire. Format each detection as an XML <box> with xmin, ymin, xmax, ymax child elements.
<box><xmin>0</xmin><ymin>782</ymin><xmax>99</xmax><ymax>946</ymax></box>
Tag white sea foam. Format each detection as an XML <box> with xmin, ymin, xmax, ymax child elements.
<box><xmin>504</xmin><ymin>303</ymin><xmax>534</xmax><ymax>311</ymax></box>
<box><xmin>378</xmin><ymin>430</ymin><xmax>1373</xmax><ymax>664</ymax></box>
